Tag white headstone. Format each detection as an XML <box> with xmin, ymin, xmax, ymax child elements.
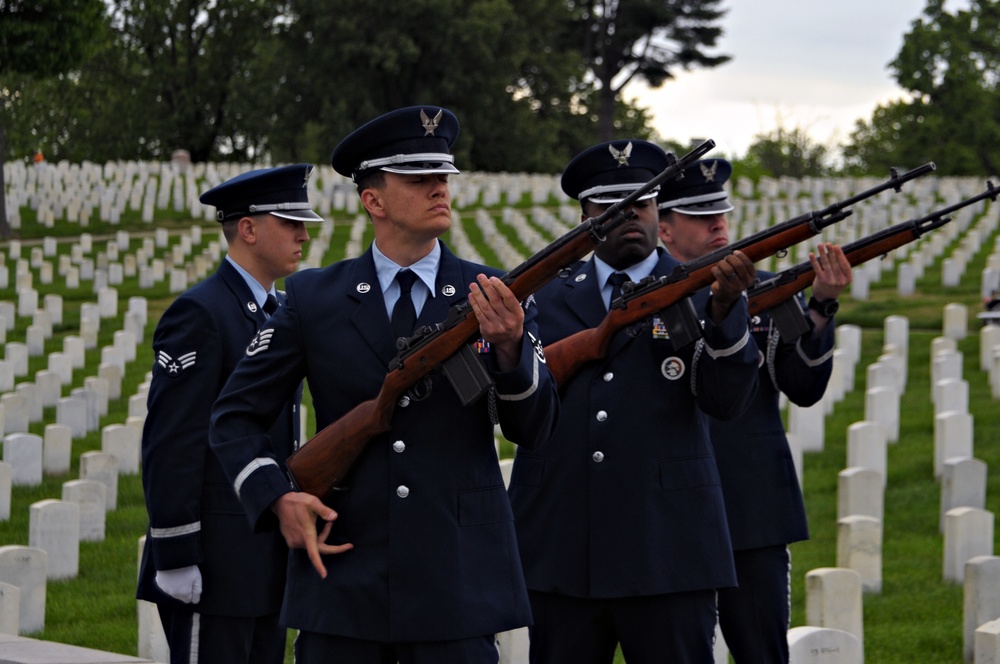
<box><xmin>934</xmin><ymin>411</ymin><xmax>974</xmax><ymax>479</ymax></box>
<box><xmin>15</xmin><ymin>383</ymin><xmax>40</xmax><ymax>424</ymax></box>
<box><xmin>46</xmin><ymin>352</ymin><xmax>73</xmax><ymax>385</ymax></box>
<box><xmin>0</xmin><ymin>580</ymin><xmax>19</xmax><ymax>635</ymax></box>
<box><xmin>2</xmin><ymin>433</ymin><xmax>42</xmax><ymax>486</ymax></box>
<box><xmin>61</xmin><ymin>479</ymin><xmax>106</xmax><ymax>542</ymax></box>
<box><xmin>4</xmin><ymin>343</ymin><xmax>28</xmax><ymax>377</ymax></box>
<box><xmin>0</xmin><ymin>546</ymin><xmax>47</xmax><ymax>633</ymax></box>
<box><xmin>805</xmin><ymin>567</ymin><xmax>864</xmax><ymax>644</ymax></box>
<box><xmin>787</xmin><ymin>626</ymin><xmax>863</xmax><ymax>664</ymax></box>
<box><xmin>864</xmin><ymin>387</ymin><xmax>899</xmax><ymax>444</ymax></box>
<box><xmin>28</xmin><ymin>499</ymin><xmax>79</xmax><ymax>580</ymax></box>
<box><xmin>42</xmin><ymin>423</ymin><xmax>72</xmax><ymax>476</ymax></box>
<box><xmin>0</xmin><ymin>462</ymin><xmax>10</xmax><ymax>520</ymax></box>
<box><xmin>80</xmin><ymin>451</ymin><xmax>118</xmax><ymax>511</ymax></box>
<box><xmin>944</xmin><ymin>302</ymin><xmax>969</xmax><ymax>340</ymax></box>
<box><xmin>136</xmin><ymin>536</ymin><xmax>169</xmax><ymax>662</ymax></box>
<box><xmin>788</xmin><ymin>402</ymin><xmax>825</xmax><ymax>453</ymax></box>
<box><xmin>965</xmin><ymin>555</ymin><xmax>1000</xmax><ymax>664</ymax></box>
<box><xmin>933</xmin><ymin>378</ymin><xmax>969</xmax><ymax>416</ymax></box>
<box><xmin>55</xmin><ymin>396</ymin><xmax>88</xmax><ymax>438</ymax></box>
<box><xmin>0</xmin><ymin>395</ymin><xmax>28</xmax><ymax>435</ymax></box>
<box><xmin>33</xmin><ymin>370</ymin><xmax>60</xmax><ymax>409</ymax></box>
<box><xmin>102</xmin><ymin>424</ymin><xmax>140</xmax><ymax>475</ymax></box>
<box><xmin>836</xmin><ymin>515</ymin><xmax>882</xmax><ymax>593</ymax></box>
<box><xmin>846</xmin><ymin>421</ymin><xmax>887</xmax><ymax>489</ymax></box>
<box><xmin>976</xmin><ymin>617</ymin><xmax>1000</xmax><ymax>664</ymax></box>
<box><xmin>944</xmin><ymin>507</ymin><xmax>995</xmax><ymax>584</ymax></box>
<box><xmin>837</xmin><ymin>467</ymin><xmax>884</xmax><ymax>522</ymax></box>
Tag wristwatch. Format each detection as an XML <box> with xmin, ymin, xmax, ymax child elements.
<box><xmin>808</xmin><ymin>296</ymin><xmax>839</xmax><ymax>317</ymax></box>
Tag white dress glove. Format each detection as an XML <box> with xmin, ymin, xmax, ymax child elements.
<box><xmin>155</xmin><ymin>565</ymin><xmax>203</xmax><ymax>604</ymax></box>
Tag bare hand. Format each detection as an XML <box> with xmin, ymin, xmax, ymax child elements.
<box><xmin>271</xmin><ymin>492</ymin><xmax>353</xmax><ymax>578</ymax></box>
<box><xmin>809</xmin><ymin>242</ymin><xmax>852</xmax><ymax>301</ymax></box>
<box><xmin>709</xmin><ymin>250</ymin><xmax>756</xmax><ymax>322</ymax></box>
<box><xmin>468</xmin><ymin>274</ymin><xmax>524</xmax><ymax>371</ymax></box>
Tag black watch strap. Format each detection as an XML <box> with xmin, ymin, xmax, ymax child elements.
<box><xmin>808</xmin><ymin>296</ymin><xmax>839</xmax><ymax>317</ymax></box>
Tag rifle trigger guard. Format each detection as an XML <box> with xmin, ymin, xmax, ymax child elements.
<box><xmin>407</xmin><ymin>376</ymin><xmax>433</xmax><ymax>402</ymax></box>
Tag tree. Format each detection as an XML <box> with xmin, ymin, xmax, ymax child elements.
<box><xmin>744</xmin><ymin>126</ymin><xmax>830</xmax><ymax>179</ymax></box>
<box><xmin>843</xmin><ymin>0</ymin><xmax>1000</xmax><ymax>175</ymax></box>
<box><xmin>0</xmin><ymin>0</ymin><xmax>106</xmax><ymax>237</ymax></box>
<box><xmin>564</xmin><ymin>0</ymin><xmax>730</xmax><ymax>142</ymax></box>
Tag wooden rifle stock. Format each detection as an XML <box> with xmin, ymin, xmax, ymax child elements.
<box><xmin>285</xmin><ymin>139</ymin><xmax>719</xmax><ymax>498</ymax></box>
<box><xmin>747</xmin><ymin>180</ymin><xmax>1000</xmax><ymax>317</ymax></box>
<box><xmin>543</xmin><ymin>162</ymin><xmax>937</xmax><ymax>387</ymax></box>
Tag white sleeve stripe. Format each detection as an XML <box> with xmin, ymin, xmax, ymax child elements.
<box><xmin>497</xmin><ymin>352</ymin><xmax>540</xmax><ymax>402</ymax></box>
<box><xmin>150</xmin><ymin>521</ymin><xmax>201</xmax><ymax>539</ymax></box>
<box><xmin>234</xmin><ymin>458</ymin><xmax>279</xmax><ymax>499</ymax></box>
<box><xmin>704</xmin><ymin>329</ymin><xmax>751</xmax><ymax>359</ymax></box>
<box><xmin>796</xmin><ymin>340</ymin><xmax>835</xmax><ymax>367</ymax></box>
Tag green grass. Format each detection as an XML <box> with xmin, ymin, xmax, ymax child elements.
<box><xmin>2</xmin><ymin>186</ymin><xmax>999</xmax><ymax>663</ymax></box>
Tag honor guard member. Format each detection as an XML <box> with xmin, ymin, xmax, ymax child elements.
<box><xmin>209</xmin><ymin>106</ymin><xmax>559</xmax><ymax>664</ymax></box>
<box><xmin>657</xmin><ymin>159</ymin><xmax>852</xmax><ymax>663</ymax></box>
<box><xmin>137</xmin><ymin>164</ymin><xmax>324</xmax><ymax>664</ymax></box>
<box><xmin>508</xmin><ymin>140</ymin><xmax>760</xmax><ymax>664</ymax></box>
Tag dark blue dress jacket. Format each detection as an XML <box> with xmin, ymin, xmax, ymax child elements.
<box><xmin>137</xmin><ymin>259</ymin><xmax>299</xmax><ymax>617</ymax></box>
<box><xmin>709</xmin><ymin>275</ymin><xmax>835</xmax><ymax>551</ymax></box>
<box><xmin>210</xmin><ymin>242</ymin><xmax>559</xmax><ymax>642</ymax></box>
<box><xmin>509</xmin><ymin>249</ymin><xmax>759</xmax><ymax>599</ymax></box>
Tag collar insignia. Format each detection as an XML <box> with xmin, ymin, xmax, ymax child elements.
<box><xmin>700</xmin><ymin>161</ymin><xmax>718</xmax><ymax>182</ymax></box>
<box><xmin>442</xmin><ymin>284</ymin><xmax>456</xmax><ymax>297</ymax></box>
<box><xmin>609</xmin><ymin>142</ymin><xmax>633</xmax><ymax>167</ymax></box>
<box><xmin>420</xmin><ymin>109</ymin><xmax>443</xmax><ymax>136</ymax></box>
<box><xmin>157</xmin><ymin>350</ymin><xmax>197</xmax><ymax>376</ymax></box>
<box><xmin>247</xmin><ymin>301</ymin><xmax>258</xmax><ymax>313</ymax></box>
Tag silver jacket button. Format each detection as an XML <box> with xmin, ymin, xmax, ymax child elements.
<box><xmin>396</xmin><ymin>485</ymin><xmax>410</xmax><ymax>498</ymax></box>
<box><xmin>392</xmin><ymin>440</ymin><xmax>406</xmax><ymax>453</ymax></box>
<box><xmin>596</xmin><ymin>410</ymin><xmax>608</xmax><ymax>422</ymax></box>
<box><xmin>592</xmin><ymin>451</ymin><xmax>605</xmax><ymax>463</ymax></box>
<box><xmin>603</xmin><ymin>372</ymin><xmax>614</xmax><ymax>382</ymax></box>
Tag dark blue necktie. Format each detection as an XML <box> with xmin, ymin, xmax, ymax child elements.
<box><xmin>263</xmin><ymin>293</ymin><xmax>279</xmax><ymax>316</ymax></box>
<box><xmin>391</xmin><ymin>270</ymin><xmax>417</xmax><ymax>339</ymax></box>
<box><xmin>607</xmin><ymin>272</ymin><xmax>629</xmax><ymax>309</ymax></box>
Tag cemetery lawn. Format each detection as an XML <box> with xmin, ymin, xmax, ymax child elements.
<box><xmin>3</xmin><ymin>197</ymin><xmax>999</xmax><ymax>664</ymax></box>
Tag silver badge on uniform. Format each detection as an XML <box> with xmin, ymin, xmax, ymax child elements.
<box><xmin>442</xmin><ymin>284</ymin><xmax>456</xmax><ymax>296</ymax></box>
<box><xmin>661</xmin><ymin>356</ymin><xmax>685</xmax><ymax>380</ymax></box>
<box><xmin>574</xmin><ymin>273</ymin><xmax>587</xmax><ymax>283</ymax></box>
<box><xmin>247</xmin><ymin>301</ymin><xmax>258</xmax><ymax>313</ymax></box>
<box><xmin>246</xmin><ymin>329</ymin><xmax>275</xmax><ymax>356</ymax></box>
<box><xmin>357</xmin><ymin>282</ymin><xmax>371</xmax><ymax>293</ymax></box>
<box><xmin>157</xmin><ymin>350</ymin><xmax>196</xmax><ymax>376</ymax></box>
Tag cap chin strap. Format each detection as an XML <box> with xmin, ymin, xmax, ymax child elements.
<box><xmin>358</xmin><ymin>152</ymin><xmax>455</xmax><ymax>171</ymax></box>
<box><xmin>578</xmin><ymin>182</ymin><xmax>660</xmax><ymax>202</ymax></box>
<box><xmin>657</xmin><ymin>191</ymin><xmax>728</xmax><ymax>211</ymax></box>
<box><xmin>247</xmin><ymin>202</ymin><xmax>315</xmax><ymax>214</ymax></box>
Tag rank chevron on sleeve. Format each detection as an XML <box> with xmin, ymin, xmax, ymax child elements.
<box><xmin>157</xmin><ymin>350</ymin><xmax>197</xmax><ymax>376</ymax></box>
<box><xmin>246</xmin><ymin>328</ymin><xmax>275</xmax><ymax>356</ymax></box>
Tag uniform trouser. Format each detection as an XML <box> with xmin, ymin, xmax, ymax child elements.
<box><xmin>156</xmin><ymin>604</ymin><xmax>285</xmax><ymax>664</ymax></box>
<box><xmin>527</xmin><ymin>588</ymin><xmax>718</xmax><ymax>664</ymax></box>
<box><xmin>293</xmin><ymin>631</ymin><xmax>499</xmax><ymax>664</ymax></box>
<box><xmin>717</xmin><ymin>544</ymin><xmax>792</xmax><ymax>664</ymax></box>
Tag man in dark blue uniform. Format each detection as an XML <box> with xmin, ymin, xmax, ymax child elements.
<box><xmin>209</xmin><ymin>106</ymin><xmax>559</xmax><ymax>664</ymax></box>
<box><xmin>508</xmin><ymin>140</ymin><xmax>760</xmax><ymax>663</ymax></box>
<box><xmin>137</xmin><ymin>164</ymin><xmax>324</xmax><ymax>663</ymax></box>
<box><xmin>657</xmin><ymin>158</ymin><xmax>852</xmax><ymax>663</ymax></box>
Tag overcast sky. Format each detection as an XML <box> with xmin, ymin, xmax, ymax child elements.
<box><xmin>625</xmin><ymin>0</ymin><xmax>957</xmax><ymax>157</ymax></box>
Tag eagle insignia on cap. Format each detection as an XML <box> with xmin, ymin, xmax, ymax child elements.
<box><xmin>700</xmin><ymin>161</ymin><xmax>718</xmax><ymax>182</ymax></box>
<box><xmin>609</xmin><ymin>142</ymin><xmax>633</xmax><ymax>167</ymax></box>
<box><xmin>420</xmin><ymin>109</ymin><xmax>443</xmax><ymax>136</ymax></box>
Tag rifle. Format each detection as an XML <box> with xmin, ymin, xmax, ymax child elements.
<box><xmin>542</xmin><ymin>163</ymin><xmax>936</xmax><ymax>388</ymax></box>
<box><xmin>748</xmin><ymin>181</ymin><xmax>1000</xmax><ymax>341</ymax></box>
<box><xmin>286</xmin><ymin>139</ymin><xmax>718</xmax><ymax>498</ymax></box>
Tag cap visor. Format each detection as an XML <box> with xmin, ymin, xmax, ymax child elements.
<box><xmin>272</xmin><ymin>209</ymin><xmax>324</xmax><ymax>222</ymax></box>
<box><xmin>587</xmin><ymin>190</ymin><xmax>659</xmax><ymax>205</ymax></box>
<box><xmin>381</xmin><ymin>163</ymin><xmax>460</xmax><ymax>175</ymax></box>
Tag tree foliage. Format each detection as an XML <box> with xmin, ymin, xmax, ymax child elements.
<box><xmin>744</xmin><ymin>126</ymin><xmax>830</xmax><ymax>179</ymax></box>
<box><xmin>0</xmin><ymin>0</ymin><xmax>107</xmax><ymax>237</ymax></box>
<box><xmin>843</xmin><ymin>0</ymin><xmax>1000</xmax><ymax>175</ymax></box>
<box><xmin>563</xmin><ymin>0</ymin><xmax>730</xmax><ymax>141</ymax></box>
